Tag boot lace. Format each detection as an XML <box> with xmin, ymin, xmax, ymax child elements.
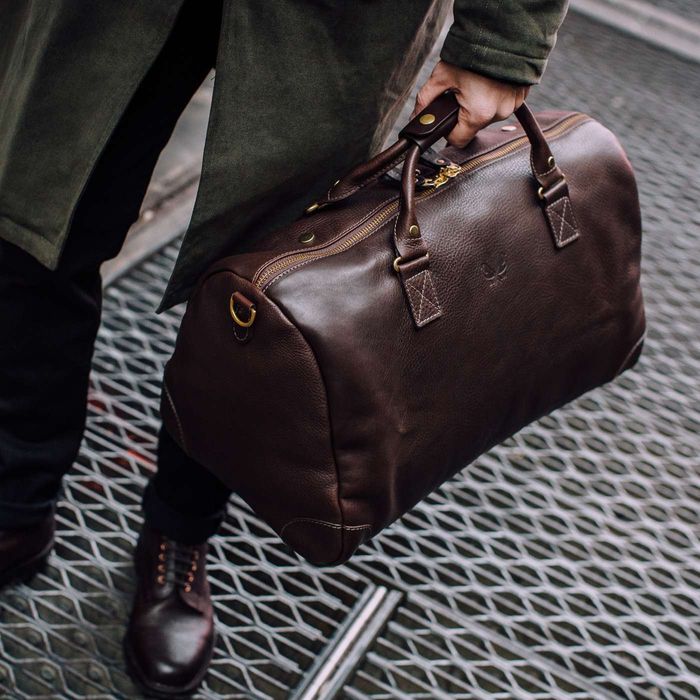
<box><xmin>155</xmin><ymin>537</ymin><xmax>201</xmax><ymax>593</ymax></box>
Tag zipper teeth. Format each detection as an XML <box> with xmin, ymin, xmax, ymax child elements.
<box><xmin>255</xmin><ymin>113</ymin><xmax>588</xmax><ymax>289</ymax></box>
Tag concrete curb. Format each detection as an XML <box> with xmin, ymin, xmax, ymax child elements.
<box><xmin>570</xmin><ymin>0</ymin><xmax>700</xmax><ymax>63</ymax></box>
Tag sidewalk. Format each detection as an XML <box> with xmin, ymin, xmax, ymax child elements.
<box><xmin>2</xmin><ymin>9</ymin><xmax>699</xmax><ymax>700</ymax></box>
<box><xmin>571</xmin><ymin>0</ymin><xmax>700</xmax><ymax>62</ymax></box>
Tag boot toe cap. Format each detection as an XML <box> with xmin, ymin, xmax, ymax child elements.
<box><xmin>125</xmin><ymin>617</ymin><xmax>214</xmax><ymax>695</ymax></box>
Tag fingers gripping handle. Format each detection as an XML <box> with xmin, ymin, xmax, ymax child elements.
<box><xmin>397</xmin><ymin>91</ymin><xmax>461</xmax><ymax>150</ymax></box>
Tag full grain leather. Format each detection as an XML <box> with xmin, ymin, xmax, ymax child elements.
<box><xmin>162</xmin><ymin>99</ymin><xmax>645</xmax><ymax>566</ymax></box>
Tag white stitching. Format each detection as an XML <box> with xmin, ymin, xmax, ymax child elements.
<box><xmin>410</xmin><ymin>271</ymin><xmax>441</xmax><ymax>323</ymax></box>
<box><xmin>613</xmin><ymin>332</ymin><xmax>646</xmax><ymax>377</ymax></box>
<box><xmin>257</xmin><ymin>198</ymin><xmax>395</xmax><ymax>287</ymax></box>
<box><xmin>531</xmin><ymin>150</ymin><xmax>559</xmax><ymax>179</ymax></box>
<box><xmin>546</xmin><ymin>196</ymin><xmax>579</xmax><ymax>245</ymax></box>
<box><xmin>163</xmin><ymin>383</ymin><xmax>186</xmax><ymax>450</ymax></box>
<box><xmin>280</xmin><ymin>518</ymin><xmax>372</xmax><ymax>539</ymax></box>
<box><xmin>405</xmin><ymin>269</ymin><xmax>442</xmax><ymax>325</ymax></box>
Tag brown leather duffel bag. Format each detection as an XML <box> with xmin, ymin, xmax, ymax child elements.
<box><xmin>161</xmin><ymin>92</ymin><xmax>645</xmax><ymax>566</ymax></box>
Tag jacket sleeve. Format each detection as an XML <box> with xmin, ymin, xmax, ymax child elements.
<box><xmin>441</xmin><ymin>0</ymin><xmax>569</xmax><ymax>85</ymax></box>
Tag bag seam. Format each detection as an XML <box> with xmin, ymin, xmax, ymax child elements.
<box><xmin>255</xmin><ymin>290</ymin><xmax>348</xmax><ymax>563</ymax></box>
<box><xmin>162</xmin><ymin>380</ymin><xmax>188</xmax><ymax>453</ymax></box>
<box><xmin>613</xmin><ymin>331</ymin><xmax>646</xmax><ymax>377</ymax></box>
<box><xmin>280</xmin><ymin>518</ymin><xmax>371</xmax><ymax>538</ymax></box>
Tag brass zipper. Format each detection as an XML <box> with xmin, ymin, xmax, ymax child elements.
<box><xmin>254</xmin><ymin>113</ymin><xmax>589</xmax><ymax>290</ymax></box>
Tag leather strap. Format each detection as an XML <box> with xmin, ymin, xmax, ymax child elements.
<box><xmin>515</xmin><ymin>103</ymin><xmax>580</xmax><ymax>249</ymax></box>
<box><xmin>320</xmin><ymin>92</ymin><xmax>460</xmax><ymax>207</ymax></box>
<box><xmin>320</xmin><ymin>92</ymin><xmax>580</xmax><ymax>327</ymax></box>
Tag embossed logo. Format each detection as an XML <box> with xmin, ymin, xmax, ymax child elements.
<box><xmin>481</xmin><ymin>253</ymin><xmax>508</xmax><ymax>283</ymax></box>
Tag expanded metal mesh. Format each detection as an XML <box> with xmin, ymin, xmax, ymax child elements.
<box><xmin>1</xmin><ymin>12</ymin><xmax>698</xmax><ymax>700</ymax></box>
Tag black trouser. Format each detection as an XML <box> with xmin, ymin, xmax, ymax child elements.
<box><xmin>0</xmin><ymin>0</ymin><xmax>231</xmax><ymax>545</ymax></box>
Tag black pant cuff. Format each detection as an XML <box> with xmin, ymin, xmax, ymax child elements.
<box><xmin>0</xmin><ymin>499</ymin><xmax>55</xmax><ymax>530</ymax></box>
<box><xmin>141</xmin><ymin>480</ymin><xmax>226</xmax><ymax>545</ymax></box>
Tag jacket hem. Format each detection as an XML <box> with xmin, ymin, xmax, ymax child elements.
<box><xmin>0</xmin><ymin>215</ymin><xmax>60</xmax><ymax>269</ymax></box>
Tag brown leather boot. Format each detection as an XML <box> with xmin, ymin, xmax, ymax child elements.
<box><xmin>124</xmin><ymin>525</ymin><xmax>215</xmax><ymax>698</ymax></box>
<box><xmin>0</xmin><ymin>514</ymin><xmax>54</xmax><ymax>588</ymax></box>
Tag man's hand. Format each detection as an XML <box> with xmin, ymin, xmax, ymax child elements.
<box><xmin>412</xmin><ymin>61</ymin><xmax>530</xmax><ymax>148</ymax></box>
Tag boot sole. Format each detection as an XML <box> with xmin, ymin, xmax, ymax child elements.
<box><xmin>0</xmin><ymin>539</ymin><xmax>53</xmax><ymax>589</ymax></box>
<box><xmin>123</xmin><ymin>632</ymin><xmax>215</xmax><ymax>699</ymax></box>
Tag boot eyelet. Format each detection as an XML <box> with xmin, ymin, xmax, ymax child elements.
<box><xmin>157</xmin><ymin>575</ymin><xmax>165</xmax><ymax>585</ymax></box>
<box><xmin>184</xmin><ymin>584</ymin><xmax>192</xmax><ymax>593</ymax></box>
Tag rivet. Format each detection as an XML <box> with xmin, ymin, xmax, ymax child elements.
<box><xmin>87</xmin><ymin>665</ymin><xmax>103</xmax><ymax>682</ymax></box>
<box><xmin>305</xmin><ymin>202</ymin><xmax>320</xmax><ymax>215</ymax></box>
<box><xmin>40</xmin><ymin>666</ymin><xmax>55</xmax><ymax>682</ymax></box>
<box><xmin>419</xmin><ymin>113</ymin><xmax>436</xmax><ymax>125</ymax></box>
<box><xmin>299</xmin><ymin>231</ymin><xmax>315</xmax><ymax>244</ymax></box>
<box><xmin>73</xmin><ymin>631</ymin><xmax>88</xmax><ymax>647</ymax></box>
<box><xmin>501</xmin><ymin>124</ymin><xmax>517</xmax><ymax>132</ymax></box>
<box><xmin>408</xmin><ymin>224</ymin><xmax>420</xmax><ymax>238</ymax></box>
<box><xmin>547</xmin><ymin>155</ymin><xmax>556</xmax><ymax>168</ymax></box>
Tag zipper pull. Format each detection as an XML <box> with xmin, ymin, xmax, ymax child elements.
<box><xmin>420</xmin><ymin>163</ymin><xmax>460</xmax><ymax>189</ymax></box>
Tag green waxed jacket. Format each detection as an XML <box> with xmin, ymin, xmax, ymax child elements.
<box><xmin>0</xmin><ymin>1</ymin><xmax>568</xmax><ymax>309</ymax></box>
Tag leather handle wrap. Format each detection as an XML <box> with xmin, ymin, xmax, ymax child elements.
<box><xmin>397</xmin><ymin>91</ymin><xmax>460</xmax><ymax>150</ymax></box>
<box><xmin>321</xmin><ymin>92</ymin><xmax>460</xmax><ymax>206</ymax></box>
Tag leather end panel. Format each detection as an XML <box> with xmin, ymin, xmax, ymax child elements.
<box><xmin>164</xmin><ymin>270</ymin><xmax>345</xmax><ymax>561</ymax></box>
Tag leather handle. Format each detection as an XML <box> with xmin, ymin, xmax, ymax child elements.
<box><xmin>319</xmin><ymin>91</ymin><xmax>460</xmax><ymax>207</ymax></box>
<box><xmin>321</xmin><ymin>93</ymin><xmax>565</xmax><ymax>221</ymax></box>
<box><xmin>394</xmin><ymin>100</ymin><xmax>571</xmax><ymax>248</ymax></box>
<box><xmin>386</xmin><ymin>96</ymin><xmax>579</xmax><ymax>329</ymax></box>
<box><xmin>312</xmin><ymin>92</ymin><xmax>578</xmax><ymax>328</ymax></box>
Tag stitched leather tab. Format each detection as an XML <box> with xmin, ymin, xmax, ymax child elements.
<box><xmin>404</xmin><ymin>268</ymin><xmax>443</xmax><ymax>327</ymax></box>
<box><xmin>545</xmin><ymin>195</ymin><xmax>580</xmax><ymax>248</ymax></box>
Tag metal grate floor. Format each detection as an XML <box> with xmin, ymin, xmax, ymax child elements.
<box><xmin>1</xmin><ymin>12</ymin><xmax>699</xmax><ymax>700</ymax></box>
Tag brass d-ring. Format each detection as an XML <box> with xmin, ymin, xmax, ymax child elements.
<box><xmin>229</xmin><ymin>295</ymin><xmax>257</xmax><ymax>327</ymax></box>
<box><xmin>393</xmin><ymin>256</ymin><xmax>403</xmax><ymax>273</ymax></box>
